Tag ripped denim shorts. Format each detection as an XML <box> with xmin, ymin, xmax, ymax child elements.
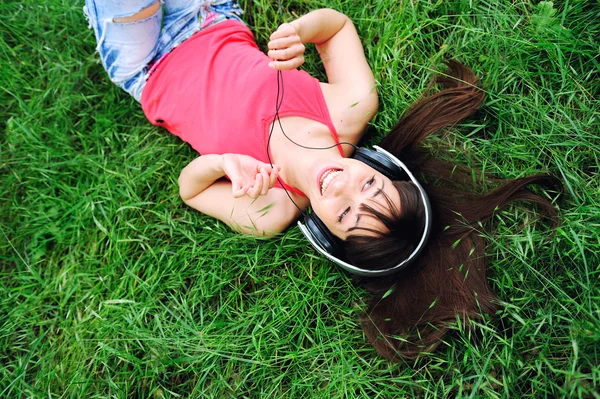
<box><xmin>84</xmin><ymin>0</ymin><xmax>242</xmax><ymax>102</ymax></box>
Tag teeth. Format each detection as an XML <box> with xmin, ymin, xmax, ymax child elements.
<box><xmin>320</xmin><ymin>169</ymin><xmax>342</xmax><ymax>195</ymax></box>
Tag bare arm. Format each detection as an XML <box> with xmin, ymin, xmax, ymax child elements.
<box><xmin>267</xmin><ymin>9</ymin><xmax>378</xmax><ymax>140</ymax></box>
<box><xmin>268</xmin><ymin>9</ymin><xmax>375</xmax><ymax>87</ymax></box>
<box><xmin>178</xmin><ymin>154</ymin><xmax>301</xmax><ymax>236</ymax></box>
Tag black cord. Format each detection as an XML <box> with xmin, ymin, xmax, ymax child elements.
<box><xmin>266</xmin><ymin>69</ymin><xmax>306</xmax><ymax>214</ymax></box>
<box><xmin>265</xmin><ymin>2</ymin><xmax>358</xmax><ymax>215</ymax></box>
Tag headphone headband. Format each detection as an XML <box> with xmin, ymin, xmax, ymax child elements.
<box><xmin>298</xmin><ymin>146</ymin><xmax>433</xmax><ymax>277</ymax></box>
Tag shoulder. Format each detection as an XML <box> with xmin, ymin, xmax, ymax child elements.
<box><xmin>319</xmin><ymin>81</ymin><xmax>379</xmax><ymax>144</ymax></box>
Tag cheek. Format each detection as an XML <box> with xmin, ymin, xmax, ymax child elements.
<box><xmin>311</xmin><ymin>207</ymin><xmax>341</xmax><ymax>237</ymax></box>
<box><xmin>311</xmin><ymin>205</ymin><xmax>331</xmax><ymax>226</ymax></box>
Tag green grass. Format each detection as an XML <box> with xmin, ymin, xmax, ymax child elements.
<box><xmin>1</xmin><ymin>0</ymin><xmax>599</xmax><ymax>397</ymax></box>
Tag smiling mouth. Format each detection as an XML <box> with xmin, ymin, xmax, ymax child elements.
<box><xmin>319</xmin><ymin>168</ymin><xmax>343</xmax><ymax>195</ymax></box>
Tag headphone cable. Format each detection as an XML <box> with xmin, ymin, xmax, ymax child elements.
<box><xmin>266</xmin><ymin>70</ymin><xmax>307</xmax><ymax>214</ymax></box>
<box><xmin>266</xmin><ymin>3</ymin><xmax>358</xmax><ymax>215</ymax></box>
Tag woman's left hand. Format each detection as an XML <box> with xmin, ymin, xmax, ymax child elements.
<box><xmin>267</xmin><ymin>23</ymin><xmax>305</xmax><ymax>70</ymax></box>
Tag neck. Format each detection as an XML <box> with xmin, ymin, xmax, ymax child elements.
<box><xmin>276</xmin><ymin>144</ymin><xmax>343</xmax><ymax>199</ymax></box>
<box><xmin>265</xmin><ymin>117</ymin><xmax>347</xmax><ymax>197</ymax></box>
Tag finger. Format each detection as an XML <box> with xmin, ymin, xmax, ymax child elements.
<box><xmin>268</xmin><ymin>56</ymin><xmax>305</xmax><ymax>71</ymax></box>
<box><xmin>268</xmin><ymin>44</ymin><xmax>305</xmax><ymax>61</ymax></box>
<box><xmin>269</xmin><ymin>23</ymin><xmax>296</xmax><ymax>40</ymax></box>
<box><xmin>267</xmin><ymin>35</ymin><xmax>301</xmax><ymax>50</ymax></box>
<box><xmin>268</xmin><ymin>166</ymin><xmax>280</xmax><ymax>188</ymax></box>
<box><xmin>247</xmin><ymin>174</ymin><xmax>262</xmax><ymax>199</ymax></box>
<box><xmin>232</xmin><ymin>185</ymin><xmax>249</xmax><ymax>198</ymax></box>
<box><xmin>260</xmin><ymin>168</ymin><xmax>270</xmax><ymax>196</ymax></box>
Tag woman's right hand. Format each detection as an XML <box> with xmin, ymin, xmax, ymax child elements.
<box><xmin>221</xmin><ymin>154</ymin><xmax>280</xmax><ymax>199</ymax></box>
<box><xmin>267</xmin><ymin>23</ymin><xmax>305</xmax><ymax>70</ymax></box>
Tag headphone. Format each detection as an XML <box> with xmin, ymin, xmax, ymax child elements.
<box><xmin>267</xmin><ymin>54</ymin><xmax>432</xmax><ymax>276</ymax></box>
<box><xmin>297</xmin><ymin>145</ymin><xmax>433</xmax><ymax>277</ymax></box>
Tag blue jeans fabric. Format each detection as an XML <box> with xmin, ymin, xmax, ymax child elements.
<box><xmin>84</xmin><ymin>0</ymin><xmax>242</xmax><ymax>102</ymax></box>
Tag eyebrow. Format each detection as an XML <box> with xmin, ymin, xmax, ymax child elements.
<box><xmin>353</xmin><ymin>179</ymin><xmax>386</xmax><ymax>229</ymax></box>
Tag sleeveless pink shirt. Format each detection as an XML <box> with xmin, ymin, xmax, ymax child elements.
<box><xmin>141</xmin><ymin>20</ymin><xmax>343</xmax><ymax>196</ymax></box>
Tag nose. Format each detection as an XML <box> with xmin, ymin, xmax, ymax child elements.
<box><xmin>331</xmin><ymin>178</ymin><xmax>347</xmax><ymax>196</ymax></box>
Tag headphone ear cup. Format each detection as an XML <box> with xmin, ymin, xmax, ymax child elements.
<box><xmin>353</xmin><ymin>147</ymin><xmax>404</xmax><ymax>180</ymax></box>
<box><xmin>303</xmin><ymin>212</ymin><xmax>343</xmax><ymax>257</ymax></box>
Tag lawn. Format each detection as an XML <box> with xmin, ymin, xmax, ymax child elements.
<box><xmin>1</xmin><ymin>0</ymin><xmax>599</xmax><ymax>397</ymax></box>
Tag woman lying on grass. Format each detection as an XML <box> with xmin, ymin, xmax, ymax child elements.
<box><xmin>84</xmin><ymin>0</ymin><xmax>560</xmax><ymax>360</ymax></box>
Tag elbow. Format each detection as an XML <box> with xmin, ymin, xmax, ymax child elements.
<box><xmin>251</xmin><ymin>206</ymin><xmax>301</xmax><ymax>237</ymax></box>
<box><xmin>336</xmin><ymin>13</ymin><xmax>353</xmax><ymax>37</ymax></box>
<box><xmin>363</xmin><ymin>86</ymin><xmax>379</xmax><ymax>123</ymax></box>
<box><xmin>177</xmin><ymin>175</ymin><xmax>186</xmax><ymax>201</ymax></box>
<box><xmin>177</xmin><ymin>173</ymin><xmax>193</xmax><ymax>202</ymax></box>
<box><xmin>236</xmin><ymin>218</ymin><xmax>288</xmax><ymax>238</ymax></box>
<box><xmin>369</xmin><ymin>87</ymin><xmax>379</xmax><ymax>114</ymax></box>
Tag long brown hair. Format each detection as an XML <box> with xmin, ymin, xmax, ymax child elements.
<box><xmin>343</xmin><ymin>61</ymin><xmax>560</xmax><ymax>360</ymax></box>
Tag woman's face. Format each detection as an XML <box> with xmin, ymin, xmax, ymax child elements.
<box><xmin>307</xmin><ymin>158</ymin><xmax>401</xmax><ymax>240</ymax></box>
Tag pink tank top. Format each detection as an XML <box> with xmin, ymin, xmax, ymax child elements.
<box><xmin>141</xmin><ymin>20</ymin><xmax>343</xmax><ymax>196</ymax></box>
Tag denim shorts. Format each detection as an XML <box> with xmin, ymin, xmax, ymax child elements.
<box><xmin>84</xmin><ymin>0</ymin><xmax>242</xmax><ymax>102</ymax></box>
